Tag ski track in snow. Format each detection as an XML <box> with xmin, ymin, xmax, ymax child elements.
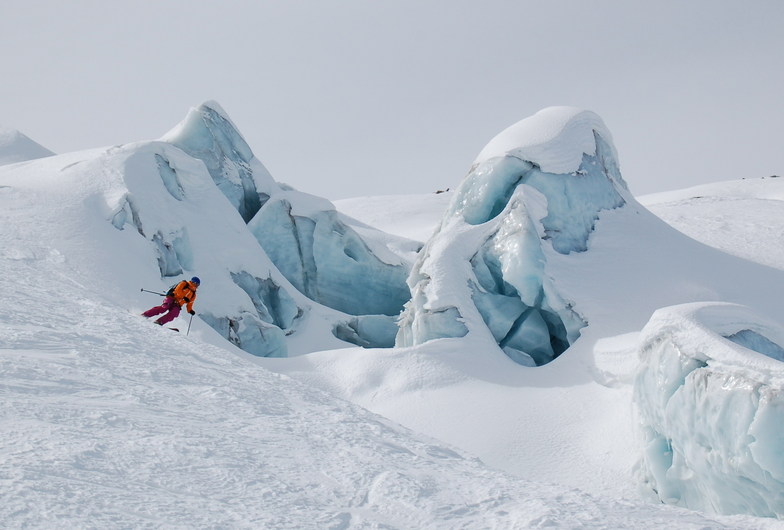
<box><xmin>1</xmin><ymin>186</ymin><xmax>775</xmax><ymax>528</ymax></box>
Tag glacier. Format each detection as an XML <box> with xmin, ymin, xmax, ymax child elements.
<box><xmin>634</xmin><ymin>302</ymin><xmax>784</xmax><ymax>518</ymax></box>
<box><xmin>397</xmin><ymin>107</ymin><xmax>632</xmax><ymax>365</ymax></box>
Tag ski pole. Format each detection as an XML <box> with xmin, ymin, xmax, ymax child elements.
<box><xmin>141</xmin><ymin>288</ymin><xmax>166</xmax><ymax>296</ymax></box>
<box><xmin>187</xmin><ymin>313</ymin><xmax>194</xmax><ymax>336</ymax></box>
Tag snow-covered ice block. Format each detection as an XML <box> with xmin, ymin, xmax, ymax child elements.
<box><xmin>634</xmin><ymin>302</ymin><xmax>784</xmax><ymax>517</ymax></box>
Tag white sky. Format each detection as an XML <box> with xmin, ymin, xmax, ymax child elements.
<box><xmin>1</xmin><ymin>0</ymin><xmax>782</xmax><ymax>200</ymax></box>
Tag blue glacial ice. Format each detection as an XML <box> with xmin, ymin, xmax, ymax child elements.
<box><xmin>634</xmin><ymin>302</ymin><xmax>784</xmax><ymax>517</ymax></box>
<box><xmin>165</xmin><ymin>101</ymin><xmax>413</xmax><ymax>321</ymax></box>
<box><xmin>248</xmin><ymin>194</ymin><xmax>412</xmax><ymax>318</ymax></box>
<box><xmin>162</xmin><ymin>101</ymin><xmax>275</xmax><ymax>222</ymax></box>
<box><xmin>397</xmin><ymin>108</ymin><xmax>629</xmax><ymax>365</ymax></box>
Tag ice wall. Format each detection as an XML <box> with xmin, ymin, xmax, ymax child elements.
<box><xmin>248</xmin><ymin>194</ymin><xmax>411</xmax><ymax>317</ymax></box>
<box><xmin>397</xmin><ymin>108</ymin><xmax>630</xmax><ymax>365</ymax></box>
<box><xmin>634</xmin><ymin>302</ymin><xmax>784</xmax><ymax>517</ymax></box>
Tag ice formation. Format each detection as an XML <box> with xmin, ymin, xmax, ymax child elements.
<box><xmin>634</xmin><ymin>302</ymin><xmax>784</xmax><ymax>517</ymax></box>
<box><xmin>162</xmin><ymin>101</ymin><xmax>275</xmax><ymax>223</ymax></box>
<box><xmin>397</xmin><ymin>107</ymin><xmax>632</xmax><ymax>365</ymax></box>
<box><xmin>248</xmin><ymin>193</ymin><xmax>411</xmax><ymax>317</ymax></box>
<box><xmin>165</xmin><ymin>102</ymin><xmax>413</xmax><ymax>323</ymax></box>
<box><xmin>95</xmin><ymin>101</ymin><xmax>416</xmax><ymax>357</ymax></box>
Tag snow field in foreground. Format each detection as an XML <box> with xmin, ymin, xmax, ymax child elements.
<box><xmin>1</xmin><ymin>240</ymin><xmax>755</xmax><ymax>528</ymax></box>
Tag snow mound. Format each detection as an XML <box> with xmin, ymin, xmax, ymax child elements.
<box><xmin>0</xmin><ymin>127</ymin><xmax>55</xmax><ymax>166</ymax></box>
<box><xmin>474</xmin><ymin>106</ymin><xmax>618</xmax><ymax>175</ymax></box>
<box><xmin>635</xmin><ymin>302</ymin><xmax>784</xmax><ymax>517</ymax></box>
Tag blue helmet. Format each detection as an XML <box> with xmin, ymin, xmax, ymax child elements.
<box><xmin>191</xmin><ymin>276</ymin><xmax>201</xmax><ymax>285</ymax></box>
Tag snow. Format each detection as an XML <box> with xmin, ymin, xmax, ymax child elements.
<box><xmin>1</xmin><ymin>178</ymin><xmax>752</xmax><ymax>529</ymax></box>
<box><xmin>335</xmin><ymin>192</ymin><xmax>453</xmax><ymax>242</ymax></box>
<box><xmin>0</xmin><ymin>126</ymin><xmax>55</xmax><ymax>166</ymax></box>
<box><xmin>4</xmin><ymin>103</ymin><xmax>784</xmax><ymax>527</ymax></box>
<box><xmin>163</xmin><ymin>102</ymin><xmax>417</xmax><ymax>324</ymax></box>
<box><xmin>473</xmin><ymin>106</ymin><xmax>619</xmax><ymax>175</ymax></box>
<box><xmin>641</xmin><ymin>176</ymin><xmax>784</xmax><ymax>271</ymax></box>
<box><xmin>397</xmin><ymin>108</ymin><xmax>630</xmax><ymax>364</ymax></box>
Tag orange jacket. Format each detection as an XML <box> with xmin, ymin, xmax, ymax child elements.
<box><xmin>170</xmin><ymin>280</ymin><xmax>198</xmax><ymax>313</ymax></box>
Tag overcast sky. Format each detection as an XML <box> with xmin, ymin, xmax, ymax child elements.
<box><xmin>2</xmin><ymin>1</ymin><xmax>782</xmax><ymax>200</ymax></box>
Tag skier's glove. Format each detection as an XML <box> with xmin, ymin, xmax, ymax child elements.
<box><xmin>189</xmin><ymin>310</ymin><xmax>196</xmax><ymax>315</ymax></box>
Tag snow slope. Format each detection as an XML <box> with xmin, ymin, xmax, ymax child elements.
<box><xmin>335</xmin><ymin>192</ymin><xmax>453</xmax><ymax>242</ymax></box>
<box><xmin>641</xmin><ymin>176</ymin><xmax>784</xmax><ymax>271</ymax></box>
<box><xmin>0</xmin><ymin>164</ymin><xmax>764</xmax><ymax>528</ymax></box>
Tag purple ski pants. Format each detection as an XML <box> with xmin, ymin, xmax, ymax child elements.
<box><xmin>142</xmin><ymin>296</ymin><xmax>181</xmax><ymax>325</ymax></box>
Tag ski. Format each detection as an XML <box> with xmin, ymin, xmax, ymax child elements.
<box><xmin>168</xmin><ymin>328</ymin><xmax>180</xmax><ymax>332</ymax></box>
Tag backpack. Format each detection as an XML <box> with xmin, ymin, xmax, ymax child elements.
<box><xmin>165</xmin><ymin>281</ymin><xmax>183</xmax><ymax>297</ymax></box>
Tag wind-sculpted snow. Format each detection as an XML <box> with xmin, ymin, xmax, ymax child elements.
<box><xmin>634</xmin><ymin>302</ymin><xmax>784</xmax><ymax>517</ymax></box>
<box><xmin>0</xmin><ymin>137</ymin><xmax>383</xmax><ymax>357</ymax></box>
<box><xmin>398</xmin><ymin>107</ymin><xmax>629</xmax><ymax>365</ymax></box>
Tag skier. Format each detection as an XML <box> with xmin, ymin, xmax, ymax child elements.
<box><xmin>142</xmin><ymin>276</ymin><xmax>201</xmax><ymax>326</ymax></box>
